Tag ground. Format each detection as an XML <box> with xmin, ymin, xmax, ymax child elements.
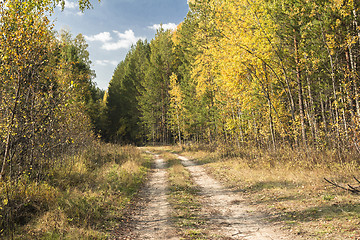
<box><xmin>112</xmin><ymin>147</ymin><xmax>296</xmax><ymax>240</ymax></box>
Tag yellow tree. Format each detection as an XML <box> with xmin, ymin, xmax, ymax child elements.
<box><xmin>191</xmin><ymin>0</ymin><xmax>288</xmax><ymax>148</ymax></box>
<box><xmin>190</xmin><ymin>0</ymin><xmax>224</xmax><ymax>144</ymax></box>
<box><xmin>0</xmin><ymin>0</ymin><xmax>56</xmax><ymax>179</ymax></box>
<box><xmin>0</xmin><ymin>0</ymin><xmax>97</xmax><ymax>235</ymax></box>
<box><xmin>168</xmin><ymin>73</ymin><xmax>186</xmax><ymax>145</ymax></box>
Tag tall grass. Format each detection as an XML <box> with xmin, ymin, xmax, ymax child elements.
<box><xmin>0</xmin><ymin>143</ymin><xmax>150</xmax><ymax>239</ymax></box>
<box><xmin>182</xmin><ymin>142</ymin><xmax>360</xmax><ymax>171</ymax></box>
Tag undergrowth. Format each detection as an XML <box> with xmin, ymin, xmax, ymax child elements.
<box><xmin>0</xmin><ymin>143</ymin><xmax>150</xmax><ymax>239</ymax></box>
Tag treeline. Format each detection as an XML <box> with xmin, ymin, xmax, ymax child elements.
<box><xmin>0</xmin><ymin>0</ymin><xmax>103</xmax><ymax>235</ymax></box>
<box><xmin>0</xmin><ymin>0</ymin><xmax>103</xmax><ymax>182</ymax></box>
<box><xmin>104</xmin><ymin>0</ymin><xmax>360</xmax><ymax>155</ymax></box>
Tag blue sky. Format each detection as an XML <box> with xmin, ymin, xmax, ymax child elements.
<box><xmin>52</xmin><ymin>0</ymin><xmax>189</xmax><ymax>90</ymax></box>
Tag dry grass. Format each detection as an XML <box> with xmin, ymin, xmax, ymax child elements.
<box><xmin>164</xmin><ymin>155</ymin><xmax>206</xmax><ymax>239</ymax></box>
<box><xmin>176</xmin><ymin>145</ymin><xmax>360</xmax><ymax>239</ymax></box>
<box><xmin>1</xmin><ymin>143</ymin><xmax>150</xmax><ymax>239</ymax></box>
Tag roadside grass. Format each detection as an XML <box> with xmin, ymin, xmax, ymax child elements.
<box><xmin>165</xmin><ymin>155</ymin><xmax>207</xmax><ymax>240</ymax></box>
<box><xmin>1</xmin><ymin>143</ymin><xmax>151</xmax><ymax>239</ymax></box>
<box><xmin>176</xmin><ymin>145</ymin><xmax>360</xmax><ymax>239</ymax></box>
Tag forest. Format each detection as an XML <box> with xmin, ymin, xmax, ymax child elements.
<box><xmin>106</xmin><ymin>0</ymin><xmax>360</xmax><ymax>157</ymax></box>
<box><xmin>1</xmin><ymin>0</ymin><xmax>360</xmax><ymax>238</ymax></box>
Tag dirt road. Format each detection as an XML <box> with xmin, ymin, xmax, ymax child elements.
<box><xmin>176</xmin><ymin>154</ymin><xmax>291</xmax><ymax>240</ymax></box>
<box><xmin>131</xmin><ymin>152</ymin><xmax>179</xmax><ymax>239</ymax></box>
<box><xmin>118</xmin><ymin>149</ymin><xmax>293</xmax><ymax>239</ymax></box>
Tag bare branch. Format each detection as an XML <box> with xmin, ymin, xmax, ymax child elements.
<box><xmin>324</xmin><ymin>178</ymin><xmax>360</xmax><ymax>194</ymax></box>
<box><xmin>354</xmin><ymin>176</ymin><xmax>360</xmax><ymax>184</ymax></box>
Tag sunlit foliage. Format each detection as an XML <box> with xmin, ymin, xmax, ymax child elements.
<box><xmin>106</xmin><ymin>0</ymin><xmax>360</xmax><ymax>156</ymax></box>
<box><xmin>0</xmin><ymin>0</ymin><xmax>102</xmax><ymax>236</ymax></box>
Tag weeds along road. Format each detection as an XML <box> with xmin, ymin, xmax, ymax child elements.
<box><xmin>124</xmin><ymin>148</ymin><xmax>295</xmax><ymax>239</ymax></box>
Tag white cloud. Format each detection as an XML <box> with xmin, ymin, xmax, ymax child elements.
<box><xmin>102</xmin><ymin>30</ymin><xmax>145</xmax><ymax>51</ymax></box>
<box><xmin>63</xmin><ymin>0</ymin><xmax>77</xmax><ymax>9</ymax></box>
<box><xmin>58</xmin><ymin>1</ymin><xmax>84</xmax><ymax>16</ymax></box>
<box><xmin>148</xmin><ymin>23</ymin><xmax>177</xmax><ymax>31</ymax></box>
<box><xmin>84</xmin><ymin>32</ymin><xmax>113</xmax><ymax>43</ymax></box>
<box><xmin>84</xmin><ymin>30</ymin><xmax>144</xmax><ymax>51</ymax></box>
<box><xmin>96</xmin><ymin>60</ymin><xmax>118</xmax><ymax>66</ymax></box>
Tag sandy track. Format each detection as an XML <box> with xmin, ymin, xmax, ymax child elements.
<box><xmin>176</xmin><ymin>154</ymin><xmax>293</xmax><ymax>240</ymax></box>
<box><xmin>131</xmin><ymin>152</ymin><xmax>179</xmax><ymax>240</ymax></box>
<box><xmin>113</xmin><ymin>149</ymin><xmax>293</xmax><ymax>239</ymax></box>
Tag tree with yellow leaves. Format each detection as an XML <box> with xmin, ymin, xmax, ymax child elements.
<box><xmin>0</xmin><ymin>0</ymin><xmax>99</xmax><ymax>235</ymax></box>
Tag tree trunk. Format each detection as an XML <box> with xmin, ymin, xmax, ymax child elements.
<box><xmin>263</xmin><ymin>63</ymin><xmax>276</xmax><ymax>149</ymax></box>
<box><xmin>231</xmin><ymin>108</ymin><xmax>241</xmax><ymax>150</ymax></box>
<box><xmin>320</xmin><ymin>23</ymin><xmax>341</xmax><ymax>141</ymax></box>
<box><xmin>345</xmin><ymin>49</ymin><xmax>356</xmax><ymax>121</ymax></box>
<box><xmin>294</xmin><ymin>28</ymin><xmax>307</xmax><ymax>147</ymax></box>
<box><xmin>237</xmin><ymin>107</ymin><xmax>244</xmax><ymax>143</ymax></box>
<box><xmin>348</xmin><ymin>47</ymin><xmax>360</xmax><ymax>117</ymax></box>
<box><xmin>305</xmin><ymin>72</ymin><xmax>319</xmax><ymax>142</ymax></box>
<box><xmin>320</xmin><ymin>93</ymin><xmax>328</xmax><ymax>135</ymax></box>
<box><xmin>0</xmin><ymin>77</ymin><xmax>22</xmax><ymax>180</ymax></box>
<box><xmin>176</xmin><ymin>110</ymin><xmax>181</xmax><ymax>145</ymax></box>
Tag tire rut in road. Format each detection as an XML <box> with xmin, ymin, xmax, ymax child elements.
<box><xmin>130</xmin><ymin>152</ymin><xmax>179</xmax><ymax>240</ymax></box>
<box><xmin>175</xmin><ymin>153</ymin><xmax>293</xmax><ymax>240</ymax></box>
